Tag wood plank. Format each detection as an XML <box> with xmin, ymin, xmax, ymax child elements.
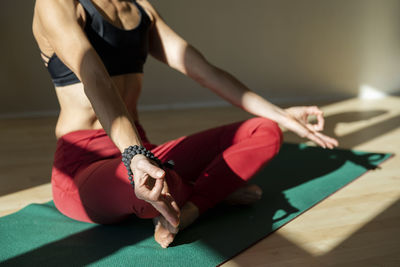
<box><xmin>0</xmin><ymin>97</ymin><xmax>399</xmax><ymax>266</ymax></box>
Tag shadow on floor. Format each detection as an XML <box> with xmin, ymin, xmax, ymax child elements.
<box><xmin>228</xmin><ymin>199</ymin><xmax>400</xmax><ymax>267</ymax></box>
<box><xmin>284</xmin><ymin>109</ymin><xmax>400</xmax><ymax>149</ymax></box>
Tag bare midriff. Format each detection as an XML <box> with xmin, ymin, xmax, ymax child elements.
<box><xmin>54</xmin><ymin>73</ymin><xmax>142</xmax><ymax>139</ymax></box>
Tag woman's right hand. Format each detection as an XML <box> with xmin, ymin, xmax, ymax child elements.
<box><xmin>131</xmin><ymin>155</ymin><xmax>180</xmax><ymax>227</ymax></box>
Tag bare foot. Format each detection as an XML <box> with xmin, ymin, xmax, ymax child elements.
<box><xmin>223</xmin><ymin>184</ymin><xmax>263</xmax><ymax>205</ymax></box>
<box><xmin>153</xmin><ymin>215</ymin><xmax>178</xmax><ymax>248</ymax></box>
<box><xmin>153</xmin><ymin>202</ymin><xmax>200</xmax><ymax>248</ymax></box>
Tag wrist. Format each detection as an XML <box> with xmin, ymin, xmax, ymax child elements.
<box><xmin>130</xmin><ymin>154</ymin><xmax>147</xmax><ymax>168</ymax></box>
<box><xmin>122</xmin><ymin>145</ymin><xmax>161</xmax><ymax>189</ymax></box>
<box><xmin>122</xmin><ymin>145</ymin><xmax>175</xmax><ymax>190</ymax></box>
<box><xmin>123</xmin><ymin>145</ymin><xmax>162</xmax><ymax>167</ymax></box>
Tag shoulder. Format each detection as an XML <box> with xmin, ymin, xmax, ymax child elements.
<box><xmin>33</xmin><ymin>0</ymin><xmax>86</xmax><ymax>31</ymax></box>
<box><xmin>33</xmin><ymin>0</ymin><xmax>88</xmax><ymax>55</ymax></box>
<box><xmin>34</xmin><ymin>0</ymin><xmax>77</xmax><ymax>16</ymax></box>
<box><xmin>136</xmin><ymin>0</ymin><xmax>161</xmax><ymax>26</ymax></box>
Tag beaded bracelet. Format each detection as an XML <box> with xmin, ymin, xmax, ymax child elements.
<box><xmin>121</xmin><ymin>145</ymin><xmax>174</xmax><ymax>189</ymax></box>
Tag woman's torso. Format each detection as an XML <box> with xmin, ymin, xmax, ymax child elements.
<box><xmin>32</xmin><ymin>0</ymin><xmax>153</xmax><ymax>139</ymax></box>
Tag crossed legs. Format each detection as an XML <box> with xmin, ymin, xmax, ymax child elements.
<box><xmin>52</xmin><ymin>117</ymin><xmax>282</xmax><ymax>247</ymax></box>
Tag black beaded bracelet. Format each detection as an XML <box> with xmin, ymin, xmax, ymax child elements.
<box><xmin>121</xmin><ymin>145</ymin><xmax>174</xmax><ymax>189</ymax></box>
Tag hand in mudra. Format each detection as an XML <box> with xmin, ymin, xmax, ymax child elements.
<box><xmin>283</xmin><ymin>106</ymin><xmax>339</xmax><ymax>149</ymax></box>
<box><xmin>131</xmin><ymin>154</ymin><xmax>180</xmax><ymax>227</ymax></box>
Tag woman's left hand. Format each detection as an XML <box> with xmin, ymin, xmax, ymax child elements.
<box><xmin>285</xmin><ymin>106</ymin><xmax>325</xmax><ymax>131</ymax></box>
<box><xmin>282</xmin><ymin>106</ymin><xmax>339</xmax><ymax>149</ymax></box>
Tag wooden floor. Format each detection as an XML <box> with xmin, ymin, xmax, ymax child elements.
<box><xmin>0</xmin><ymin>97</ymin><xmax>399</xmax><ymax>266</ymax></box>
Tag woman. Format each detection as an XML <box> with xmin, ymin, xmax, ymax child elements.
<box><xmin>32</xmin><ymin>0</ymin><xmax>338</xmax><ymax>248</ymax></box>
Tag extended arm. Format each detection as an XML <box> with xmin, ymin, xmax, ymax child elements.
<box><xmin>34</xmin><ymin>0</ymin><xmax>179</xmax><ymax>226</ymax></box>
<box><xmin>145</xmin><ymin>2</ymin><xmax>338</xmax><ymax>148</ymax></box>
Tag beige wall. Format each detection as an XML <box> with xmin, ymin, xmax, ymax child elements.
<box><xmin>1</xmin><ymin>0</ymin><xmax>400</xmax><ymax>117</ymax></box>
<box><xmin>0</xmin><ymin>0</ymin><xmax>58</xmax><ymax>116</ymax></box>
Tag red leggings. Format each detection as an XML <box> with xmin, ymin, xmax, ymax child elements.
<box><xmin>51</xmin><ymin>117</ymin><xmax>282</xmax><ymax>224</ymax></box>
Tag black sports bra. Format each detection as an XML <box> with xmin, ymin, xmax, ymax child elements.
<box><xmin>42</xmin><ymin>0</ymin><xmax>151</xmax><ymax>87</ymax></box>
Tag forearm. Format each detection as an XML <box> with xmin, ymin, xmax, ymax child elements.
<box><xmin>190</xmin><ymin>62</ymin><xmax>288</xmax><ymax>124</ymax></box>
<box><xmin>81</xmin><ymin>58</ymin><xmax>142</xmax><ymax>152</ymax></box>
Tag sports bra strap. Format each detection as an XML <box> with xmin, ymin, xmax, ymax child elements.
<box><xmin>78</xmin><ymin>0</ymin><xmax>98</xmax><ymax>17</ymax></box>
<box><xmin>79</xmin><ymin>0</ymin><xmax>139</xmax><ymax>17</ymax></box>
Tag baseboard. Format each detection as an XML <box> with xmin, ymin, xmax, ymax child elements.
<box><xmin>137</xmin><ymin>94</ymin><xmax>352</xmax><ymax>111</ymax></box>
<box><xmin>0</xmin><ymin>110</ymin><xmax>59</xmax><ymax>120</ymax></box>
<box><xmin>0</xmin><ymin>94</ymin><xmax>352</xmax><ymax>119</ymax></box>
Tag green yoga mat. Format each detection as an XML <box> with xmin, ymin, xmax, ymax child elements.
<box><xmin>0</xmin><ymin>143</ymin><xmax>392</xmax><ymax>267</ymax></box>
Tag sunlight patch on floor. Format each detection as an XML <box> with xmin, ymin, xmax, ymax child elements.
<box><xmin>276</xmin><ymin>180</ymin><xmax>400</xmax><ymax>256</ymax></box>
<box><xmin>0</xmin><ymin>183</ymin><xmax>52</xmax><ymax>217</ymax></box>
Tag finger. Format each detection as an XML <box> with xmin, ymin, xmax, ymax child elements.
<box><xmin>134</xmin><ymin>178</ymin><xmax>153</xmax><ymax>201</ymax></box>
<box><xmin>308</xmin><ymin>114</ymin><xmax>324</xmax><ymax>131</ymax></box>
<box><xmin>148</xmin><ymin>176</ymin><xmax>164</xmax><ymax>201</ymax></box>
<box><xmin>305</xmin><ymin>131</ymin><xmax>327</xmax><ymax>149</ymax></box>
<box><xmin>134</xmin><ymin>173</ymin><xmax>162</xmax><ymax>202</ymax></box>
<box><xmin>286</xmin><ymin>117</ymin><xmax>328</xmax><ymax>149</ymax></box>
<box><xmin>152</xmin><ymin>198</ymin><xmax>180</xmax><ymax>227</ymax></box>
<box><xmin>136</xmin><ymin>158</ymin><xmax>165</xmax><ymax>179</ymax></box>
<box><xmin>306</xmin><ymin>120</ymin><xmax>324</xmax><ymax>133</ymax></box>
<box><xmin>163</xmin><ymin>193</ymin><xmax>181</xmax><ymax>218</ymax></box>
<box><xmin>315</xmin><ymin>112</ymin><xmax>325</xmax><ymax>131</ymax></box>
<box><xmin>161</xmin><ymin>177</ymin><xmax>170</xmax><ymax>194</ymax></box>
<box><xmin>310</xmin><ymin>131</ymin><xmax>338</xmax><ymax>149</ymax></box>
<box><xmin>306</xmin><ymin>106</ymin><xmax>324</xmax><ymax>131</ymax></box>
<box><xmin>160</xmin><ymin>174</ymin><xmax>180</xmax><ymax>223</ymax></box>
<box><xmin>306</xmin><ymin>106</ymin><xmax>323</xmax><ymax>115</ymax></box>
<box><xmin>133</xmin><ymin>170</ymin><xmax>146</xmax><ymax>186</ymax></box>
<box><xmin>314</xmin><ymin>132</ymin><xmax>339</xmax><ymax>148</ymax></box>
